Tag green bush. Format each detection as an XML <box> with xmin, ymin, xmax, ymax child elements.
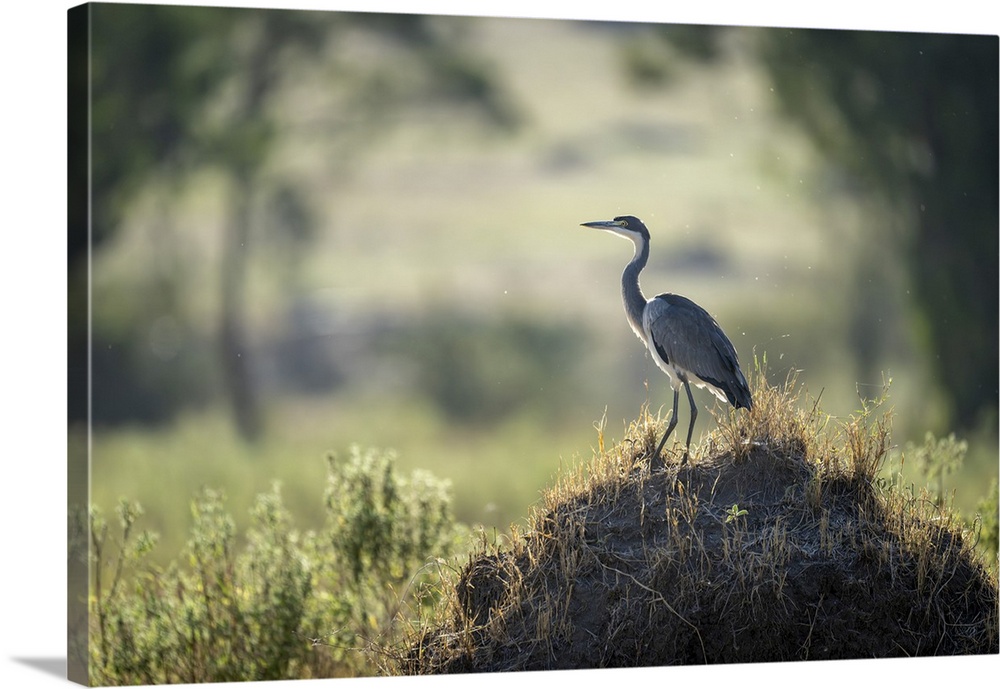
<box><xmin>87</xmin><ymin>446</ymin><xmax>468</xmax><ymax>684</ymax></box>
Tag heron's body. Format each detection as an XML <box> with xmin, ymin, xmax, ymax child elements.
<box><xmin>582</xmin><ymin>214</ymin><xmax>751</xmax><ymax>463</ymax></box>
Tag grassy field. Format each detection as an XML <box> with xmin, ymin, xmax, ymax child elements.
<box><xmin>86</xmin><ymin>16</ymin><xmax>997</xmax><ymax>575</ymax></box>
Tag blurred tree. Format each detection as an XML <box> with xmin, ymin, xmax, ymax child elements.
<box><xmin>70</xmin><ymin>6</ymin><xmax>518</xmax><ymax>439</ymax></box>
<box><xmin>759</xmin><ymin>30</ymin><xmax>997</xmax><ymax>430</ymax></box>
<box><xmin>630</xmin><ymin>25</ymin><xmax>998</xmax><ymax>430</ymax></box>
<box><xmin>69</xmin><ymin>5</ymin><xmax>233</xmax><ymax>426</ymax></box>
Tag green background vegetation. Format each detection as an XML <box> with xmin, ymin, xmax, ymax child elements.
<box><xmin>68</xmin><ymin>4</ymin><xmax>998</xmax><ymax>681</ymax></box>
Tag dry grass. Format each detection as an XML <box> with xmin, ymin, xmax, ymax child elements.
<box><xmin>388</xmin><ymin>359</ymin><xmax>999</xmax><ymax>672</ymax></box>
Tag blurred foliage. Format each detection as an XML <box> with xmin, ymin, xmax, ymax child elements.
<box><xmin>621</xmin><ymin>24</ymin><xmax>725</xmax><ymax>87</ymax></box>
<box><xmin>85</xmin><ymin>447</ymin><xmax>467</xmax><ymax>683</ymax></box>
<box><xmin>90</xmin><ymin>322</ymin><xmax>217</xmax><ymax>426</ymax></box>
<box><xmin>70</xmin><ymin>6</ymin><xmax>519</xmax><ymax>432</ymax></box>
<box><xmin>977</xmin><ymin>480</ymin><xmax>999</xmax><ymax>564</ymax></box>
<box><xmin>74</xmin><ymin>5</ymin><xmax>517</xmax><ymax>264</ymax></box>
<box><xmin>386</xmin><ymin>311</ymin><xmax>588</xmax><ymax>425</ymax></box>
<box><xmin>904</xmin><ymin>430</ymin><xmax>967</xmax><ymax>505</ymax></box>
<box><xmin>633</xmin><ymin>25</ymin><xmax>998</xmax><ymax>431</ymax></box>
<box><xmin>760</xmin><ymin>30</ymin><xmax>997</xmax><ymax>431</ymax></box>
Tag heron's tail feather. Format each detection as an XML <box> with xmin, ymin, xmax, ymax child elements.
<box><xmin>730</xmin><ymin>368</ymin><xmax>753</xmax><ymax>410</ymax></box>
<box><xmin>699</xmin><ymin>369</ymin><xmax>752</xmax><ymax>410</ymax></box>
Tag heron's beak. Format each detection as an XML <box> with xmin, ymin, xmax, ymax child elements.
<box><xmin>581</xmin><ymin>220</ymin><xmax>624</xmax><ymax>229</ymax></box>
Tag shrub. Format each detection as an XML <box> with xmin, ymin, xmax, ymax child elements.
<box><xmin>301</xmin><ymin>446</ymin><xmax>469</xmax><ymax>674</ymax></box>
<box><xmin>86</xmin><ymin>446</ymin><xmax>467</xmax><ymax>684</ymax></box>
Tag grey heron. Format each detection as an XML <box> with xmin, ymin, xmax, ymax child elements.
<box><xmin>582</xmin><ymin>215</ymin><xmax>752</xmax><ymax>464</ymax></box>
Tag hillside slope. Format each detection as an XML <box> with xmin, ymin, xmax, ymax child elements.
<box><xmin>397</xmin><ymin>369</ymin><xmax>998</xmax><ymax>671</ymax></box>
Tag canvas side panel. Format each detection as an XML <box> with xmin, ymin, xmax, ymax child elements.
<box><xmin>67</xmin><ymin>3</ymin><xmax>91</xmax><ymax>686</ymax></box>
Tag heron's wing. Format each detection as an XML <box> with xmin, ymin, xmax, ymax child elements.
<box><xmin>643</xmin><ymin>293</ymin><xmax>752</xmax><ymax>408</ymax></box>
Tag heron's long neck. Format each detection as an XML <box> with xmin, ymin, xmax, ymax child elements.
<box><xmin>622</xmin><ymin>237</ymin><xmax>649</xmax><ymax>342</ymax></box>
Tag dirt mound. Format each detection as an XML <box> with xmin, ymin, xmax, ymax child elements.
<box><xmin>398</xmin><ymin>373</ymin><xmax>998</xmax><ymax>672</ymax></box>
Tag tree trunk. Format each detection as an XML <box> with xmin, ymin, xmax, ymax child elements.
<box><xmin>220</xmin><ymin>167</ymin><xmax>263</xmax><ymax>442</ymax></box>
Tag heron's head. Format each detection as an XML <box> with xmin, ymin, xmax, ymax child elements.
<box><xmin>581</xmin><ymin>215</ymin><xmax>650</xmax><ymax>243</ymax></box>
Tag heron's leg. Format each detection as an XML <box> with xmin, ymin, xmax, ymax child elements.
<box><xmin>654</xmin><ymin>388</ymin><xmax>680</xmax><ymax>459</ymax></box>
<box><xmin>681</xmin><ymin>380</ymin><xmax>698</xmax><ymax>464</ymax></box>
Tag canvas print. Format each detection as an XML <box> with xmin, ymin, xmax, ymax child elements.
<box><xmin>67</xmin><ymin>2</ymin><xmax>999</xmax><ymax>685</ymax></box>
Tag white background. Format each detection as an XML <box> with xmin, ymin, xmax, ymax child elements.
<box><xmin>1</xmin><ymin>1</ymin><xmax>997</xmax><ymax>688</ymax></box>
